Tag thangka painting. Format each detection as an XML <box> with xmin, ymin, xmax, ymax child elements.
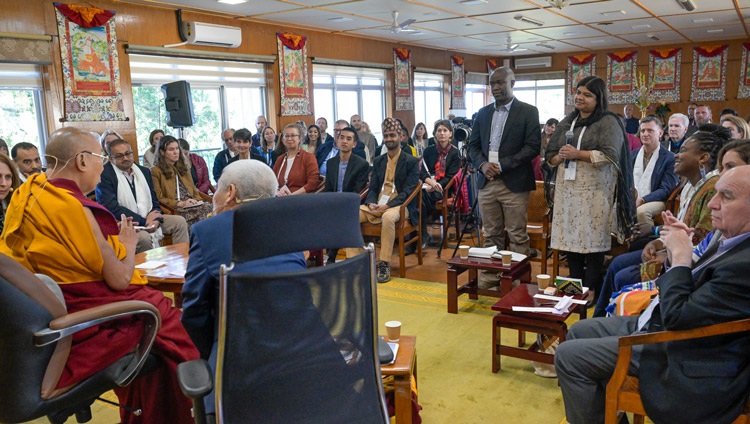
<box><xmin>394</xmin><ymin>48</ymin><xmax>413</xmax><ymax>111</ymax></box>
<box><xmin>606</xmin><ymin>51</ymin><xmax>636</xmax><ymax>104</ymax></box>
<box><xmin>54</xmin><ymin>3</ymin><xmax>126</xmax><ymax>121</ymax></box>
<box><xmin>277</xmin><ymin>32</ymin><xmax>311</xmax><ymax>116</ymax></box>
<box><xmin>450</xmin><ymin>55</ymin><xmax>465</xmax><ymax>110</ymax></box>
<box><xmin>648</xmin><ymin>48</ymin><xmax>681</xmax><ymax>103</ymax></box>
<box><xmin>567</xmin><ymin>54</ymin><xmax>595</xmax><ymax>105</ymax></box>
<box><xmin>739</xmin><ymin>43</ymin><xmax>750</xmax><ymax>99</ymax></box>
<box><xmin>691</xmin><ymin>45</ymin><xmax>727</xmax><ymax>102</ymax></box>
<box><xmin>487</xmin><ymin>59</ymin><xmax>498</xmax><ymax>75</ymax></box>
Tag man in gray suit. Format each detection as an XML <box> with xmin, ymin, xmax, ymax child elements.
<box><xmin>556</xmin><ymin>165</ymin><xmax>750</xmax><ymax>424</ymax></box>
<box><xmin>466</xmin><ymin>67</ymin><xmax>541</xmax><ymax>289</ymax></box>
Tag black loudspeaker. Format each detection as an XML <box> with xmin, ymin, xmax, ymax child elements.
<box><xmin>161</xmin><ymin>80</ymin><xmax>195</xmax><ymax>128</ymax></box>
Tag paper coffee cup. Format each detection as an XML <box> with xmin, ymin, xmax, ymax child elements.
<box><xmin>537</xmin><ymin>274</ymin><xmax>551</xmax><ymax>290</ymax></box>
<box><xmin>385</xmin><ymin>320</ymin><xmax>401</xmax><ymax>342</ymax></box>
<box><xmin>458</xmin><ymin>245</ymin><xmax>470</xmax><ymax>259</ymax></box>
<box><xmin>499</xmin><ymin>250</ymin><xmax>513</xmax><ymax>266</ymax></box>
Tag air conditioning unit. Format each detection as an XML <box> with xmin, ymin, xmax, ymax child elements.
<box><xmin>514</xmin><ymin>56</ymin><xmax>552</xmax><ymax>69</ymax></box>
<box><xmin>182</xmin><ymin>21</ymin><xmax>242</xmax><ymax>48</ymax></box>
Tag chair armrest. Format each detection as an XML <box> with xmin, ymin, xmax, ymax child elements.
<box><xmin>618</xmin><ymin>318</ymin><xmax>750</xmax><ymax>347</ymax></box>
<box><xmin>443</xmin><ymin>176</ymin><xmax>456</xmax><ymax>193</ymax></box>
<box><xmin>35</xmin><ymin>300</ymin><xmax>162</xmax><ymax>387</ymax></box>
<box><xmin>198</xmin><ymin>192</ymin><xmax>212</xmax><ymax>202</ymax></box>
<box><xmin>399</xmin><ymin>179</ymin><xmax>422</xmax><ymax>214</ymax></box>
<box><xmin>177</xmin><ymin>359</ymin><xmax>213</xmax><ymax>424</ymax></box>
<box><xmin>161</xmin><ymin>204</ymin><xmax>176</xmax><ymax>215</ymax></box>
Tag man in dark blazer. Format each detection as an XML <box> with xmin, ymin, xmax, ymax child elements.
<box><xmin>466</xmin><ymin>66</ymin><xmax>541</xmax><ymax>289</ymax></box>
<box><xmin>213</xmin><ymin>128</ymin><xmax>236</xmax><ymax>182</ymax></box>
<box><xmin>324</xmin><ymin>126</ymin><xmax>369</xmax><ymax>264</ymax></box>
<box><xmin>348</xmin><ymin>117</ymin><xmax>419</xmax><ymax>283</ymax></box>
<box><xmin>556</xmin><ymin>165</ymin><xmax>750</xmax><ymax>424</ymax></box>
<box><xmin>96</xmin><ymin>138</ymin><xmax>188</xmax><ymax>253</ymax></box>
<box><xmin>631</xmin><ymin>116</ymin><xmax>679</xmax><ymax>227</ymax></box>
<box><xmin>316</xmin><ymin>119</ymin><xmax>367</xmax><ymax>174</ymax></box>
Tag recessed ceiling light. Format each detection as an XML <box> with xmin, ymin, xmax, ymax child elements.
<box><xmin>536</xmin><ymin>43</ymin><xmax>555</xmax><ymax>49</ymax></box>
<box><xmin>328</xmin><ymin>17</ymin><xmax>352</xmax><ymax>22</ymax></box>
<box><xmin>423</xmin><ymin>12</ymin><xmax>437</xmax><ymax>16</ymax></box>
<box><xmin>647</xmin><ymin>34</ymin><xmax>660</xmax><ymax>40</ymax></box>
<box><xmin>631</xmin><ymin>24</ymin><xmax>651</xmax><ymax>29</ymax></box>
<box><xmin>218</xmin><ymin>0</ymin><xmax>246</xmax><ymax>4</ymax></box>
<box><xmin>514</xmin><ymin>14</ymin><xmax>545</xmax><ymax>27</ymax></box>
<box><xmin>600</xmin><ymin>10</ymin><xmax>626</xmax><ymax>17</ymax></box>
<box><xmin>597</xmin><ymin>22</ymin><xmax>613</xmax><ymax>26</ymax></box>
<box><xmin>563</xmin><ymin>31</ymin><xmax>577</xmax><ymax>35</ymax></box>
<box><xmin>465</xmin><ymin>23</ymin><xmax>474</xmax><ymax>27</ymax></box>
<box><xmin>706</xmin><ymin>28</ymin><xmax>724</xmax><ymax>33</ymax></box>
<box><xmin>692</xmin><ymin>18</ymin><xmax>714</xmax><ymax>23</ymax></box>
<box><xmin>460</xmin><ymin>0</ymin><xmax>488</xmax><ymax>5</ymax></box>
<box><xmin>590</xmin><ymin>39</ymin><xmax>606</xmax><ymax>44</ymax></box>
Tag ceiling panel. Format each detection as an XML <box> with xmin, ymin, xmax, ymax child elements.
<box><xmin>555</xmin><ymin>0</ymin><xmax>652</xmax><ymax>24</ymax></box>
<box><xmin>472</xmin><ymin>30</ymin><xmax>550</xmax><ymax>44</ymax></box>
<box><xmin>660</xmin><ymin>9</ymin><xmax>744</xmax><ymax>28</ymax></box>
<box><xmin>412</xmin><ymin>0</ymin><xmax>536</xmax><ymax>16</ymax></box>
<box><xmin>254</xmin><ymin>8</ymin><xmax>384</xmax><ymax>30</ymax></box>
<box><xmin>636</xmin><ymin>0</ymin><xmax>738</xmax><ymax>16</ymax></box>
<box><xmin>321</xmin><ymin>0</ymin><xmax>459</xmax><ymax>21</ymax></box>
<box><xmin>411</xmin><ymin>17</ymin><xmax>509</xmax><ymax>35</ymax></box>
<box><xmin>618</xmin><ymin>30</ymin><xmax>689</xmax><ymax>46</ymax></box>
<box><xmin>679</xmin><ymin>24</ymin><xmax>749</xmax><ymax>40</ymax></box>
<box><xmin>564</xmin><ymin>35</ymin><xmax>636</xmax><ymax>49</ymax></box>
<box><xmin>344</xmin><ymin>27</ymin><xmax>449</xmax><ymax>41</ymax></box>
<box><xmin>592</xmin><ymin>17</ymin><xmax>672</xmax><ymax>35</ymax></box>
<box><xmin>482</xmin><ymin>8</ymin><xmax>579</xmax><ymax>30</ymax></box>
<box><xmin>526</xmin><ymin>24</ymin><xmax>607</xmax><ymax>39</ymax></box>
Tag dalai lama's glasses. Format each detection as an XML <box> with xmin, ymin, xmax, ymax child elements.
<box><xmin>79</xmin><ymin>151</ymin><xmax>109</xmax><ymax>164</ymax></box>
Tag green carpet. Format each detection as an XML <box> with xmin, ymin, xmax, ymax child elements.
<box><xmin>378</xmin><ymin>277</ymin><xmax>567</xmax><ymax>424</ymax></box>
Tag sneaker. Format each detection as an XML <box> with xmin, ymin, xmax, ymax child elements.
<box><xmin>377</xmin><ymin>261</ymin><xmax>391</xmax><ymax>283</ymax></box>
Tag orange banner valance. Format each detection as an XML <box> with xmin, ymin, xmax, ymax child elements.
<box><xmin>694</xmin><ymin>45</ymin><xmax>728</xmax><ymax>57</ymax></box>
<box><xmin>394</xmin><ymin>48</ymin><xmax>410</xmax><ymax>61</ymax></box>
<box><xmin>451</xmin><ymin>55</ymin><xmax>464</xmax><ymax>66</ymax></box>
<box><xmin>607</xmin><ymin>51</ymin><xmax>636</xmax><ymax>62</ymax></box>
<box><xmin>568</xmin><ymin>54</ymin><xmax>595</xmax><ymax>65</ymax></box>
<box><xmin>650</xmin><ymin>48</ymin><xmax>681</xmax><ymax>59</ymax></box>
<box><xmin>54</xmin><ymin>2</ymin><xmax>114</xmax><ymax>28</ymax></box>
<box><xmin>487</xmin><ymin>59</ymin><xmax>498</xmax><ymax>70</ymax></box>
<box><xmin>277</xmin><ymin>32</ymin><xmax>306</xmax><ymax>50</ymax></box>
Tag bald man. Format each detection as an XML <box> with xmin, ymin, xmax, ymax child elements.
<box><xmin>0</xmin><ymin>127</ymin><xmax>198</xmax><ymax>423</ymax></box>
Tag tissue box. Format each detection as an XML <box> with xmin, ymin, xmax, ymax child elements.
<box><xmin>555</xmin><ymin>277</ymin><xmax>583</xmax><ymax>295</ymax></box>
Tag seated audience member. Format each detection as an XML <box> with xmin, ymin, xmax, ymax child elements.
<box><xmin>411</xmin><ymin>122</ymin><xmax>431</xmax><ymax>158</ymax></box>
<box><xmin>323</xmin><ymin>126</ymin><xmax>369</xmax><ymax>264</ymax></box>
<box><xmin>352</xmin><ymin>114</ymin><xmax>377</xmax><ymax>162</ymax></box>
<box><xmin>632</xmin><ymin>117</ymin><xmax>679</xmax><ymax>226</ymax></box>
<box><xmin>348</xmin><ymin>117</ymin><xmax>419</xmax><ymax>283</ymax></box>
<box><xmin>151</xmin><ymin>135</ymin><xmax>212</xmax><ymax>229</ymax></box>
<box><xmin>419</xmin><ymin>119</ymin><xmax>460</xmax><ymax>246</ymax></box>
<box><xmin>0</xmin><ymin>127</ymin><xmax>199</xmax><ymax>423</ymax></box>
<box><xmin>11</xmin><ymin>142</ymin><xmax>42</xmax><ymax>182</ymax></box>
<box><xmin>257</xmin><ymin>126</ymin><xmax>280</xmax><ymax>168</ymax></box>
<box><xmin>141</xmin><ymin>129</ymin><xmax>164</xmax><ymax>169</ymax></box>
<box><xmin>661</xmin><ymin>113</ymin><xmax>689</xmax><ymax>153</ymax></box>
<box><xmin>398</xmin><ymin>119</ymin><xmax>418</xmax><ymax>156</ymax></box>
<box><xmin>100</xmin><ymin>129</ymin><xmax>124</xmax><ymax>153</ymax></box>
<box><xmin>252</xmin><ymin>115</ymin><xmax>267</xmax><ymax>147</ymax></box>
<box><xmin>686</xmin><ymin>104</ymin><xmax>712</xmax><ymax>137</ymax></box>
<box><xmin>593</xmin><ymin>126</ymin><xmax>729</xmax><ymax>317</ymax></box>
<box><xmin>718</xmin><ymin>140</ymin><xmax>750</xmax><ymax>173</ymax></box>
<box><xmin>212</xmin><ymin>128</ymin><xmax>236</xmax><ymax>183</ymax></box>
<box><xmin>0</xmin><ymin>153</ymin><xmax>20</xmax><ymax>234</ymax></box>
<box><xmin>302</xmin><ymin>124</ymin><xmax>322</xmax><ymax>156</ymax></box>
<box><xmin>556</xmin><ymin>164</ymin><xmax>750</xmax><ymax>424</ymax></box>
<box><xmin>316</xmin><ymin>117</ymin><xmax>334</xmax><ymax>144</ymax></box>
<box><xmin>540</xmin><ymin>118</ymin><xmax>559</xmax><ymax>159</ymax></box>
<box><xmin>719</xmin><ymin>107</ymin><xmax>739</xmax><ymax>121</ymax></box>
<box><xmin>96</xmin><ymin>138</ymin><xmax>188</xmax><ymax>253</ymax></box>
<box><xmin>273</xmin><ymin>123</ymin><xmax>320</xmax><ymax>196</ymax></box>
<box><xmin>228</xmin><ymin>128</ymin><xmax>263</xmax><ymax>166</ymax></box>
<box><xmin>182</xmin><ymin>159</ymin><xmax>307</xmax><ymax>421</ymax></box>
<box><xmin>0</xmin><ymin>138</ymin><xmax>8</xmax><ymax>156</ymax></box>
<box><xmin>316</xmin><ymin>119</ymin><xmax>367</xmax><ymax>175</ymax></box>
<box><xmin>720</xmin><ymin>115</ymin><xmax>750</xmax><ymax>140</ymax></box>
<box><xmin>178</xmin><ymin>138</ymin><xmax>211</xmax><ymax>195</ymax></box>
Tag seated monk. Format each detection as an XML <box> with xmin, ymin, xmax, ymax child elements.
<box><xmin>0</xmin><ymin>127</ymin><xmax>199</xmax><ymax>423</ymax></box>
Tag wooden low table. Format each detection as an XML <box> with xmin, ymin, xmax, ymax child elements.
<box><xmin>135</xmin><ymin>242</ymin><xmax>188</xmax><ymax>307</ymax></box>
<box><xmin>491</xmin><ymin>283</ymin><xmax>587</xmax><ymax>373</ymax></box>
<box><xmin>446</xmin><ymin>255</ymin><xmax>531</xmax><ymax>314</ymax></box>
<box><xmin>381</xmin><ymin>335</ymin><xmax>418</xmax><ymax>424</ymax></box>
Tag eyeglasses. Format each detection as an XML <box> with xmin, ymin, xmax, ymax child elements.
<box><xmin>79</xmin><ymin>151</ymin><xmax>109</xmax><ymax>163</ymax></box>
<box><xmin>111</xmin><ymin>151</ymin><xmax>134</xmax><ymax>160</ymax></box>
<box><xmin>282</xmin><ymin>134</ymin><xmax>300</xmax><ymax>139</ymax></box>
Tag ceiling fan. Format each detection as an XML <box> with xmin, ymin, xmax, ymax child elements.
<box><xmin>387</xmin><ymin>11</ymin><xmax>416</xmax><ymax>33</ymax></box>
<box><xmin>499</xmin><ymin>35</ymin><xmax>526</xmax><ymax>53</ymax></box>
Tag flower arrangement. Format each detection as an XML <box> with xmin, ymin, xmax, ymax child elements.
<box><xmin>632</xmin><ymin>70</ymin><xmax>655</xmax><ymax>118</ymax></box>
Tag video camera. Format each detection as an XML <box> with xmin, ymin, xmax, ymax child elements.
<box><xmin>454</xmin><ymin>124</ymin><xmax>472</xmax><ymax>142</ymax></box>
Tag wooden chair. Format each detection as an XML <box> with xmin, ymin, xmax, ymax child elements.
<box><xmin>360</xmin><ymin>181</ymin><xmax>423</xmax><ymax>278</ymax></box>
<box><xmin>435</xmin><ymin>176</ymin><xmax>460</xmax><ymax>249</ymax></box>
<box><xmin>528</xmin><ymin>181</ymin><xmax>559</xmax><ymax>278</ymax></box>
<box><xmin>314</xmin><ymin>175</ymin><xmax>326</xmax><ymax>193</ymax></box>
<box><xmin>604</xmin><ymin>318</ymin><xmax>750</xmax><ymax>424</ymax></box>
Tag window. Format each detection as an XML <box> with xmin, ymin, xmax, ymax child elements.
<box><xmin>129</xmin><ymin>54</ymin><xmax>267</xmax><ymax>167</ymax></box>
<box><xmin>0</xmin><ymin>63</ymin><xmax>48</xmax><ymax>161</ymax></box>
<box><xmin>513</xmin><ymin>74</ymin><xmax>566</xmax><ymax>124</ymax></box>
<box><xmin>313</xmin><ymin>65</ymin><xmax>386</xmax><ymax>141</ymax></box>
<box><xmin>465</xmin><ymin>83</ymin><xmax>488</xmax><ymax>119</ymax></box>
<box><xmin>414</xmin><ymin>73</ymin><xmax>444</xmax><ymax>130</ymax></box>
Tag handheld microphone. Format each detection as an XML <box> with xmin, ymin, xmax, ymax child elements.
<box><xmin>564</xmin><ymin>130</ymin><xmax>575</xmax><ymax>168</ymax></box>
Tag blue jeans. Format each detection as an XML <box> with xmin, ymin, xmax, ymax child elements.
<box><xmin>593</xmin><ymin>250</ymin><xmax>643</xmax><ymax>317</ymax></box>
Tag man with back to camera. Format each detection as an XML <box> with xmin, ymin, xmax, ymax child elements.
<box><xmin>661</xmin><ymin>113</ymin><xmax>689</xmax><ymax>154</ymax></box>
<box><xmin>623</xmin><ymin>104</ymin><xmax>639</xmax><ymax>135</ymax></box>
<box><xmin>96</xmin><ymin>138</ymin><xmax>189</xmax><ymax>253</ymax></box>
<box><xmin>556</xmin><ymin>165</ymin><xmax>750</xmax><ymax>424</ymax></box>
<box><xmin>466</xmin><ymin>66</ymin><xmax>541</xmax><ymax>289</ymax></box>
<box><xmin>632</xmin><ymin>116</ymin><xmax>679</xmax><ymax>228</ymax></box>
<box><xmin>348</xmin><ymin>117</ymin><xmax>419</xmax><ymax>283</ymax></box>
<box><xmin>213</xmin><ymin>128</ymin><xmax>236</xmax><ymax>182</ymax></box>
<box><xmin>11</xmin><ymin>142</ymin><xmax>42</xmax><ymax>183</ymax></box>
<box><xmin>323</xmin><ymin>126</ymin><xmax>369</xmax><ymax>264</ymax></box>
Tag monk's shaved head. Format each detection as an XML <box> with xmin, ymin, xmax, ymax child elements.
<box><xmin>46</xmin><ymin>127</ymin><xmax>99</xmax><ymax>170</ymax></box>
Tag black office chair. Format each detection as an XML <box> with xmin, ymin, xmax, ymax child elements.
<box><xmin>0</xmin><ymin>254</ymin><xmax>160</xmax><ymax>424</ymax></box>
<box><xmin>178</xmin><ymin>192</ymin><xmax>389</xmax><ymax>424</ymax></box>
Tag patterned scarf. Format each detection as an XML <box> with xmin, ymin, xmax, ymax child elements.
<box><xmin>434</xmin><ymin>143</ymin><xmax>452</xmax><ymax>181</ymax></box>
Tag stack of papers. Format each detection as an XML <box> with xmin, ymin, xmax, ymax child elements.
<box><xmin>512</xmin><ymin>295</ymin><xmax>585</xmax><ymax>315</ymax></box>
<box><xmin>386</xmin><ymin>342</ymin><xmax>399</xmax><ymax>365</ymax></box>
<box><xmin>135</xmin><ymin>260</ymin><xmax>166</xmax><ymax>270</ymax></box>
<box><xmin>468</xmin><ymin>246</ymin><xmax>497</xmax><ymax>259</ymax></box>
<box><xmin>491</xmin><ymin>251</ymin><xmax>528</xmax><ymax>262</ymax></box>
